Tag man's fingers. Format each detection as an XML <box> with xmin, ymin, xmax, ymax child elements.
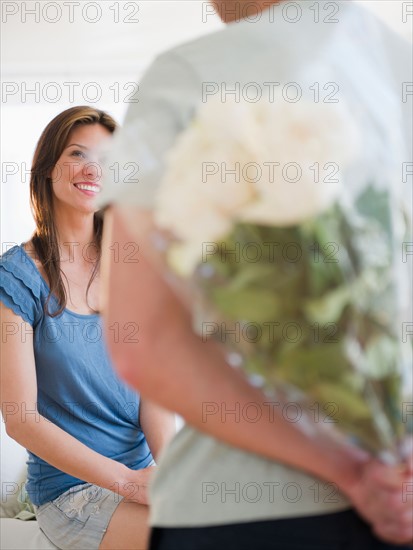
<box><xmin>369</xmin><ymin>461</ymin><xmax>404</xmax><ymax>490</ymax></box>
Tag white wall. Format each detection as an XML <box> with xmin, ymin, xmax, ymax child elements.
<box><xmin>1</xmin><ymin>0</ymin><xmax>411</xmax><ymax>249</ymax></box>
<box><xmin>1</xmin><ymin>1</ymin><xmax>223</xmax><ymax>250</ymax></box>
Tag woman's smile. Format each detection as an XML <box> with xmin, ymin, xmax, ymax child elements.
<box><xmin>73</xmin><ymin>181</ymin><xmax>102</xmax><ymax>196</ymax></box>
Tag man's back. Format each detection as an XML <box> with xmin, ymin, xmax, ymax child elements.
<box><xmin>97</xmin><ymin>0</ymin><xmax>412</xmax><ymax>529</ymax></box>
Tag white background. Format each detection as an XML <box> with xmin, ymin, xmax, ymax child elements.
<box><xmin>1</xmin><ymin>1</ymin><xmax>411</xmax><ymax>249</ymax></box>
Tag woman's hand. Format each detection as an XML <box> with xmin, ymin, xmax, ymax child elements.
<box><xmin>118</xmin><ymin>466</ymin><xmax>157</xmax><ymax>506</ymax></box>
<box><xmin>343</xmin><ymin>459</ymin><xmax>413</xmax><ymax>545</ymax></box>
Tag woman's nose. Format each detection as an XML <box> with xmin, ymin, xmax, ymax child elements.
<box><xmin>83</xmin><ymin>160</ymin><xmax>101</xmax><ymax>182</ymax></box>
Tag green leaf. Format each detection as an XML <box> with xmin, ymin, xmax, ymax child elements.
<box><xmin>228</xmin><ymin>264</ymin><xmax>277</xmax><ymax>291</ymax></box>
<box><xmin>276</xmin><ymin>344</ymin><xmax>350</xmax><ymax>388</ymax></box>
<box><xmin>210</xmin><ymin>287</ymin><xmax>280</xmax><ymax>323</ymax></box>
<box><xmin>356</xmin><ymin>186</ymin><xmax>392</xmax><ymax>234</ymax></box>
<box><xmin>364</xmin><ymin>336</ymin><xmax>399</xmax><ymax>379</ymax></box>
<box><xmin>304</xmin><ymin>286</ymin><xmax>351</xmax><ymax>324</ymax></box>
<box><xmin>312</xmin><ymin>383</ymin><xmax>372</xmax><ymax>422</ymax></box>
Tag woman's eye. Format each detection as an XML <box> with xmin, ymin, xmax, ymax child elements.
<box><xmin>71</xmin><ymin>150</ymin><xmax>86</xmax><ymax>159</ymax></box>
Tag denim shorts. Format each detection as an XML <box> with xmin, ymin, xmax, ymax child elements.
<box><xmin>34</xmin><ymin>482</ymin><xmax>124</xmax><ymax>550</ymax></box>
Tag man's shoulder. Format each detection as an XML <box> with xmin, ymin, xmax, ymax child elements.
<box><xmin>168</xmin><ymin>23</ymin><xmax>227</xmax><ymax>57</ymax></box>
<box><xmin>154</xmin><ymin>20</ymin><xmax>244</xmax><ymax>73</ymax></box>
<box><xmin>153</xmin><ymin>12</ymin><xmax>281</xmax><ymax>78</ymax></box>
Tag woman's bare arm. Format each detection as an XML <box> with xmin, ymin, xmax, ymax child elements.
<box><xmin>0</xmin><ymin>302</ymin><xmax>146</xmax><ymax>502</ymax></box>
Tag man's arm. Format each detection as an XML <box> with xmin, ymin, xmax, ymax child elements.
<box><xmin>100</xmin><ymin>205</ymin><xmax>363</xmax><ymax>485</ymax></box>
<box><xmin>100</xmin><ymin>203</ymin><xmax>413</xmax><ymax>544</ymax></box>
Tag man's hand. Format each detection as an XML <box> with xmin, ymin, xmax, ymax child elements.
<box><xmin>344</xmin><ymin>459</ymin><xmax>413</xmax><ymax>545</ymax></box>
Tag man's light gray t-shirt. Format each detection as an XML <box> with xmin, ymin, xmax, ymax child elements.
<box><xmin>97</xmin><ymin>0</ymin><xmax>412</xmax><ymax>527</ymax></box>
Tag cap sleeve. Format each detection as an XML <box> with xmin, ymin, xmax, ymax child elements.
<box><xmin>0</xmin><ymin>246</ymin><xmax>43</xmax><ymax>327</ymax></box>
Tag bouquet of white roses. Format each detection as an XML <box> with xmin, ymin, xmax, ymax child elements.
<box><xmin>154</xmin><ymin>97</ymin><xmax>412</xmax><ymax>462</ymax></box>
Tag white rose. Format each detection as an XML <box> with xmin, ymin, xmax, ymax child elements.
<box><xmin>155</xmin><ymin>98</ymin><xmax>258</xmax><ymax>256</ymax></box>
<box><xmin>155</xmin><ymin>96</ymin><xmax>360</xmax><ymax>273</ymax></box>
<box><xmin>237</xmin><ymin>101</ymin><xmax>360</xmax><ymax>226</ymax></box>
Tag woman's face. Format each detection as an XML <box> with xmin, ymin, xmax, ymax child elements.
<box><xmin>51</xmin><ymin>123</ymin><xmax>111</xmax><ymax>214</ymax></box>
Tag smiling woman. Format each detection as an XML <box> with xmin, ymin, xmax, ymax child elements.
<box><xmin>0</xmin><ymin>106</ymin><xmax>176</xmax><ymax>550</ymax></box>
<box><xmin>29</xmin><ymin>106</ymin><xmax>115</xmax><ymax>317</ymax></box>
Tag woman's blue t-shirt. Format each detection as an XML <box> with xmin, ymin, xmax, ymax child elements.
<box><xmin>0</xmin><ymin>244</ymin><xmax>153</xmax><ymax>506</ymax></box>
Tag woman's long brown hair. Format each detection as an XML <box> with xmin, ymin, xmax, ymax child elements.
<box><xmin>29</xmin><ymin>106</ymin><xmax>117</xmax><ymax>317</ymax></box>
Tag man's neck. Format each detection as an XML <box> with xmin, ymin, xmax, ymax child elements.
<box><xmin>214</xmin><ymin>0</ymin><xmax>282</xmax><ymax>24</ymax></box>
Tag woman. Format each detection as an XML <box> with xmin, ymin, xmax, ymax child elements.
<box><xmin>0</xmin><ymin>106</ymin><xmax>176</xmax><ymax>550</ymax></box>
